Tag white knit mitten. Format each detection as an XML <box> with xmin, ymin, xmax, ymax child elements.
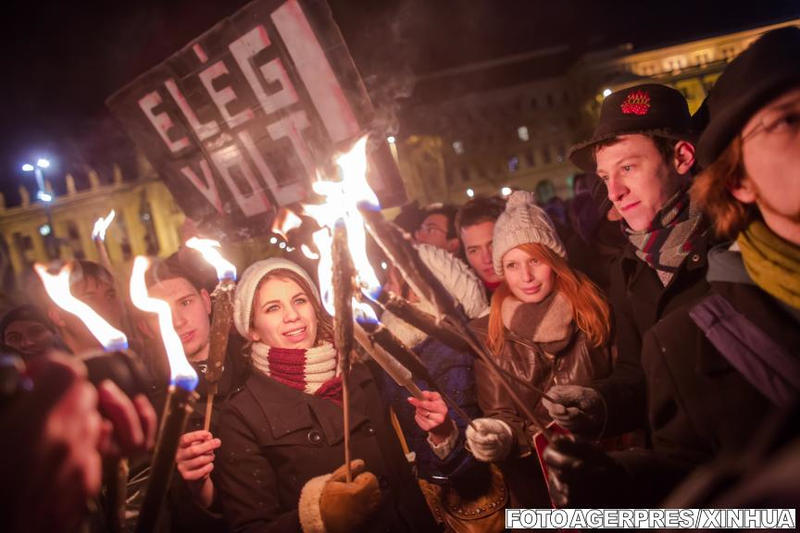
<box><xmin>465</xmin><ymin>418</ymin><xmax>513</xmax><ymax>462</ymax></box>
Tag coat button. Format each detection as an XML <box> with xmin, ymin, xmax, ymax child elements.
<box><xmin>366</xmin><ymin>424</ymin><xmax>376</xmax><ymax>436</ymax></box>
<box><xmin>307</xmin><ymin>430</ymin><xmax>322</xmax><ymax>445</ymax></box>
<box><xmin>691</xmin><ymin>253</ymin><xmax>700</xmax><ymax>263</ymax></box>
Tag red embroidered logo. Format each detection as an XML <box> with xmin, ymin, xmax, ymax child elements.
<box><xmin>620</xmin><ymin>90</ymin><xmax>651</xmax><ymax>115</ymax></box>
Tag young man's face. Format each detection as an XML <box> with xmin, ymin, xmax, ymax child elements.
<box><xmin>145</xmin><ymin>278</ymin><xmax>212</xmax><ymax>362</ymax></box>
<box><xmin>460</xmin><ymin>220</ymin><xmax>502</xmax><ymax>285</ymax></box>
<box><xmin>595</xmin><ymin>134</ymin><xmax>688</xmax><ymax>231</ymax></box>
<box><xmin>414</xmin><ymin>214</ymin><xmax>453</xmax><ymax>250</ymax></box>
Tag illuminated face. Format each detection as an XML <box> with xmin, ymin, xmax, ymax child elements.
<box><xmin>461</xmin><ymin>220</ymin><xmax>502</xmax><ymax>284</ymax></box>
<box><xmin>502</xmin><ymin>247</ymin><xmax>554</xmax><ymax>304</ymax></box>
<box><xmin>414</xmin><ymin>214</ymin><xmax>451</xmax><ymax>250</ymax></box>
<box><xmin>3</xmin><ymin>319</ymin><xmax>55</xmax><ymax>357</ymax></box>
<box><xmin>596</xmin><ymin>134</ymin><xmax>683</xmax><ymax>231</ymax></box>
<box><xmin>146</xmin><ymin>278</ymin><xmax>212</xmax><ymax>362</ymax></box>
<box><xmin>250</xmin><ymin>277</ymin><xmax>318</xmax><ymax>350</ymax></box>
<box><xmin>736</xmin><ymin>86</ymin><xmax>800</xmax><ymax>245</ymax></box>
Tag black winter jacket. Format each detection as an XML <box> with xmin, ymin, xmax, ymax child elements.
<box><xmin>214</xmin><ymin>361</ymin><xmax>438</xmax><ymax>533</ymax></box>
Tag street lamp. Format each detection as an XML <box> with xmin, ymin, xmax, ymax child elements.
<box><xmin>21</xmin><ymin>157</ymin><xmax>51</xmax><ymax>200</ymax></box>
<box><xmin>21</xmin><ymin>157</ymin><xmax>58</xmax><ymax>257</ymax></box>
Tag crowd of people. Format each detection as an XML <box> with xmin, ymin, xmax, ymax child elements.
<box><xmin>0</xmin><ymin>26</ymin><xmax>798</xmax><ymax>532</ymax></box>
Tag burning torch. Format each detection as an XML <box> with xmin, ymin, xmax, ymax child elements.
<box><xmin>130</xmin><ymin>256</ymin><xmax>198</xmax><ymax>533</ymax></box>
<box><xmin>35</xmin><ymin>262</ymin><xmax>139</xmax><ymax>532</ymax></box>
<box><xmin>92</xmin><ymin>209</ymin><xmax>116</xmax><ymax>274</ymax></box>
<box><xmin>184</xmin><ymin>237</ymin><xmax>237</xmax><ymax>431</ymax></box>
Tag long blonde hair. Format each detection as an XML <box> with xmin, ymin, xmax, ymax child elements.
<box><xmin>487</xmin><ymin>243</ymin><xmax>610</xmax><ymax>354</ymax></box>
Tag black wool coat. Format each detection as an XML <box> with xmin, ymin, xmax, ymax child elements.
<box><xmin>213</xmin><ymin>361</ymin><xmax>439</xmax><ymax>533</ymax></box>
<box><xmin>595</xmin><ymin>234</ymin><xmax>713</xmax><ymax>437</ymax></box>
<box><xmin>612</xmin><ymin>277</ymin><xmax>800</xmax><ymax>505</ymax></box>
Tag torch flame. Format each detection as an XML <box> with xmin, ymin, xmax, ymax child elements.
<box><xmin>34</xmin><ymin>263</ymin><xmax>127</xmax><ymax>351</ymax></box>
<box><xmin>354</xmin><ymin>300</ymin><xmax>378</xmax><ymax>325</ymax></box>
<box><xmin>185</xmin><ymin>237</ymin><xmax>237</xmax><ymax>282</ymax></box>
<box><xmin>301</xmin><ymin>244</ymin><xmax>319</xmax><ymax>260</ymax></box>
<box><xmin>303</xmin><ymin>136</ymin><xmax>382</xmax><ymax>316</ymax></box>
<box><xmin>271</xmin><ymin>208</ymin><xmax>304</xmax><ymax>240</ymax></box>
<box><xmin>130</xmin><ymin>256</ymin><xmax>198</xmax><ymax>390</ymax></box>
<box><xmin>92</xmin><ymin>209</ymin><xmax>116</xmax><ymax>241</ymax></box>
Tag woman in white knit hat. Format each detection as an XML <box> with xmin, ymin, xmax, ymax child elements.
<box><xmin>213</xmin><ymin>258</ymin><xmax>439</xmax><ymax>533</ymax></box>
<box><xmin>464</xmin><ymin>190</ymin><xmax>612</xmax><ymax>507</ymax></box>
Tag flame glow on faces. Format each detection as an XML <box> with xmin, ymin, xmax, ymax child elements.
<box><xmin>303</xmin><ymin>136</ymin><xmax>382</xmax><ymax>316</ymax></box>
<box><xmin>91</xmin><ymin>209</ymin><xmax>116</xmax><ymax>241</ymax></box>
<box><xmin>185</xmin><ymin>237</ymin><xmax>237</xmax><ymax>282</ymax></box>
<box><xmin>130</xmin><ymin>256</ymin><xmax>198</xmax><ymax>390</ymax></box>
<box><xmin>34</xmin><ymin>263</ymin><xmax>128</xmax><ymax>351</ymax></box>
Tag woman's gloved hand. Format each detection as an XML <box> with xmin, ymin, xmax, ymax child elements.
<box><xmin>542</xmin><ymin>385</ymin><xmax>606</xmax><ymax>438</ymax></box>
<box><xmin>465</xmin><ymin>417</ymin><xmax>513</xmax><ymax>462</ymax></box>
<box><xmin>299</xmin><ymin>459</ymin><xmax>381</xmax><ymax>533</ymax></box>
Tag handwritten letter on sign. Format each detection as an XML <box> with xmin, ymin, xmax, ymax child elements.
<box><xmin>107</xmin><ymin>0</ymin><xmax>396</xmax><ymax>239</ymax></box>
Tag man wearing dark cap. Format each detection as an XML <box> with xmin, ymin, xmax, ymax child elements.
<box><xmin>543</xmin><ymin>29</ymin><xmax>800</xmax><ymax>508</ymax></box>
<box><xmin>542</xmin><ymin>84</ymin><xmax>714</xmax><ymax>440</ymax></box>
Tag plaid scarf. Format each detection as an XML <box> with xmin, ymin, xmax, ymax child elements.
<box><xmin>625</xmin><ymin>185</ymin><xmax>706</xmax><ymax>286</ymax></box>
<box><xmin>251</xmin><ymin>342</ymin><xmax>342</xmax><ymax>405</ymax></box>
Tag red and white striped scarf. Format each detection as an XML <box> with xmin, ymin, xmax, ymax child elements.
<box><xmin>250</xmin><ymin>342</ymin><xmax>342</xmax><ymax>405</ymax></box>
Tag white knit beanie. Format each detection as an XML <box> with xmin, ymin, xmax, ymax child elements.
<box><xmin>233</xmin><ymin>258</ymin><xmax>320</xmax><ymax>339</ymax></box>
<box><xmin>492</xmin><ymin>190</ymin><xmax>566</xmax><ymax>275</ymax></box>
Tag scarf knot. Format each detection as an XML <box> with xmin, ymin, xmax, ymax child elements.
<box><xmin>251</xmin><ymin>342</ymin><xmax>342</xmax><ymax>405</ymax></box>
<box><xmin>625</xmin><ymin>185</ymin><xmax>707</xmax><ymax>285</ymax></box>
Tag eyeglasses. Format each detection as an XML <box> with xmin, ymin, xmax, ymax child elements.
<box><xmin>420</xmin><ymin>223</ymin><xmax>447</xmax><ymax>235</ymax></box>
<box><xmin>741</xmin><ymin>98</ymin><xmax>800</xmax><ymax>144</ymax></box>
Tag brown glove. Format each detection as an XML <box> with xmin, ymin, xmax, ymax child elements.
<box><xmin>320</xmin><ymin>459</ymin><xmax>381</xmax><ymax>533</ymax></box>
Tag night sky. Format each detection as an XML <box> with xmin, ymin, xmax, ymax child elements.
<box><xmin>1</xmin><ymin>0</ymin><xmax>797</xmax><ymax>205</ymax></box>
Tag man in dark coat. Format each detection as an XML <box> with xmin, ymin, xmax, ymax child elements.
<box><xmin>134</xmin><ymin>258</ymin><xmax>249</xmax><ymax>532</ymax></box>
<box><xmin>543</xmin><ymin>28</ymin><xmax>800</xmax><ymax>507</ymax></box>
<box><xmin>543</xmin><ymin>84</ymin><xmax>712</xmax><ymax>438</ymax></box>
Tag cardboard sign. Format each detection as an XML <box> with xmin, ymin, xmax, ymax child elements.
<box><xmin>107</xmin><ymin>0</ymin><xmax>404</xmax><ymax>240</ymax></box>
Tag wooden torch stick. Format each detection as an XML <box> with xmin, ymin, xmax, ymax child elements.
<box><xmin>203</xmin><ymin>279</ymin><xmax>235</xmax><ymax>431</ymax></box>
<box><xmin>332</xmin><ymin>222</ymin><xmax>355</xmax><ymax>482</ymax></box>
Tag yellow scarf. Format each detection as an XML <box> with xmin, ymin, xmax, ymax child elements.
<box><xmin>737</xmin><ymin>220</ymin><xmax>800</xmax><ymax>309</ymax></box>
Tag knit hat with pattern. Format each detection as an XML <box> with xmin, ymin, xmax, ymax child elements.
<box><xmin>492</xmin><ymin>190</ymin><xmax>566</xmax><ymax>275</ymax></box>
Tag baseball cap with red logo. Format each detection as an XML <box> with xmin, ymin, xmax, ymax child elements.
<box><xmin>568</xmin><ymin>83</ymin><xmax>694</xmax><ymax>172</ymax></box>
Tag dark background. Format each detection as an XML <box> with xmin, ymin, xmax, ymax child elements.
<box><xmin>1</xmin><ymin>0</ymin><xmax>797</xmax><ymax>204</ymax></box>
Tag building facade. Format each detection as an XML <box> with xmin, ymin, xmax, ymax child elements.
<box><xmin>0</xmin><ymin>158</ymin><xmax>185</xmax><ymax>301</ymax></box>
<box><xmin>396</xmin><ymin>18</ymin><xmax>800</xmax><ymax>206</ymax></box>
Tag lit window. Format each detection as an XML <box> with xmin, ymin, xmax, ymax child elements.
<box><xmin>452</xmin><ymin>141</ymin><xmax>464</xmax><ymax>154</ymax></box>
<box><xmin>517</xmin><ymin>126</ymin><xmax>529</xmax><ymax>142</ymax></box>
